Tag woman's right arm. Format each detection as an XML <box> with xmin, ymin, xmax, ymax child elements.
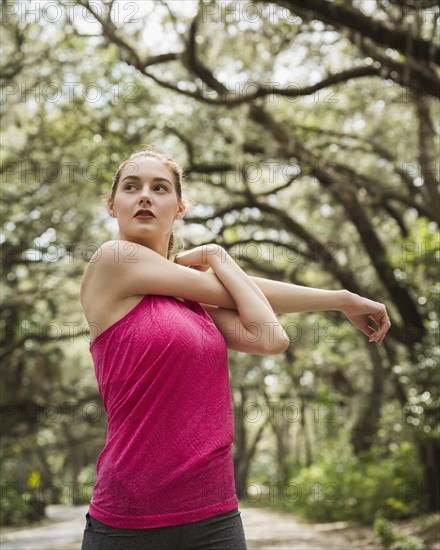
<box><xmin>92</xmin><ymin>240</ymin><xmax>235</xmax><ymax>306</ymax></box>
<box><xmin>175</xmin><ymin>244</ymin><xmax>289</xmax><ymax>354</ymax></box>
<box><xmin>91</xmin><ymin>240</ymin><xmax>288</xmax><ymax>354</ymax></box>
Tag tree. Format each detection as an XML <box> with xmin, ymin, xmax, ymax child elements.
<box><xmin>2</xmin><ymin>0</ymin><xmax>438</xmax><ymax>522</ymax></box>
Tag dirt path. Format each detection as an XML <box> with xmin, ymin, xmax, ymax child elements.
<box><xmin>239</xmin><ymin>505</ymin><xmax>381</xmax><ymax>549</ymax></box>
<box><xmin>0</xmin><ymin>504</ymin><xmax>382</xmax><ymax>549</ymax></box>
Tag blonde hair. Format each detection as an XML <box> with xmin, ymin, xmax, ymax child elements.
<box><xmin>101</xmin><ymin>146</ymin><xmax>186</xmax><ymax>259</ymax></box>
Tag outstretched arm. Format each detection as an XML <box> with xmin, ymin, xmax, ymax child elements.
<box><xmin>249</xmin><ymin>276</ymin><xmax>349</xmax><ymax>314</ymax></box>
<box><xmin>249</xmin><ymin>276</ymin><xmax>391</xmax><ymax>346</ymax></box>
<box><xmin>178</xmin><ymin>256</ymin><xmax>391</xmax><ymax>346</ymax></box>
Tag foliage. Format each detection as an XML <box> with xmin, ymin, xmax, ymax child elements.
<box><xmin>374</xmin><ymin>516</ymin><xmax>426</xmax><ymax>550</ymax></box>
<box><xmin>1</xmin><ymin>0</ymin><xmax>438</xmax><ymax>527</ymax></box>
<box><xmin>283</xmin><ymin>442</ymin><xmax>426</xmax><ymax>524</ymax></box>
<box><xmin>0</xmin><ymin>487</ymin><xmax>46</xmax><ymax>527</ymax></box>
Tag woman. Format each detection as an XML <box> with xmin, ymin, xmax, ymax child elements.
<box><xmin>79</xmin><ymin>147</ymin><xmax>391</xmax><ymax>549</ymax></box>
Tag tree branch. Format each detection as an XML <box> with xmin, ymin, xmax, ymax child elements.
<box><xmin>248</xmin><ymin>104</ymin><xmax>424</xmax><ymax>342</ymax></box>
<box><xmin>265</xmin><ymin>0</ymin><xmax>440</xmax><ymax>66</ymax></box>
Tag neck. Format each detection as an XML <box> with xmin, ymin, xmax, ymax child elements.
<box><xmin>118</xmin><ymin>234</ymin><xmax>170</xmax><ymax>259</ymax></box>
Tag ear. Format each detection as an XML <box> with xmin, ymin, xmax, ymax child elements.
<box><xmin>175</xmin><ymin>199</ymin><xmax>187</xmax><ymax>219</ymax></box>
<box><xmin>107</xmin><ymin>198</ymin><xmax>115</xmax><ymax>218</ymax></box>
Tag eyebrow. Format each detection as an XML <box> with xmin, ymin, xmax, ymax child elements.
<box><xmin>121</xmin><ymin>175</ymin><xmax>173</xmax><ymax>185</ymax></box>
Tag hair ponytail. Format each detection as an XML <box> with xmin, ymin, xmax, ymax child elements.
<box><xmin>167</xmin><ymin>232</ymin><xmax>175</xmax><ymax>260</ymax></box>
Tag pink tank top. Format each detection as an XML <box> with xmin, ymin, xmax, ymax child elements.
<box><xmin>87</xmin><ymin>294</ymin><xmax>238</xmax><ymax>528</ymax></box>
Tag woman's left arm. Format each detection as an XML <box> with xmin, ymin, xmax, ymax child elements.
<box><xmin>179</xmin><ymin>259</ymin><xmax>391</xmax><ymax>346</ymax></box>
<box><xmin>249</xmin><ymin>276</ymin><xmax>391</xmax><ymax>345</ymax></box>
<box><xmin>249</xmin><ymin>276</ymin><xmax>349</xmax><ymax>314</ymax></box>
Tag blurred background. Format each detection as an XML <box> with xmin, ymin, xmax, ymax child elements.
<box><xmin>1</xmin><ymin>0</ymin><xmax>439</xmax><ymax>548</ymax></box>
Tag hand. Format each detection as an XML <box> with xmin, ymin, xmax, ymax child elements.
<box><xmin>174</xmin><ymin>244</ymin><xmax>226</xmax><ymax>271</ymax></box>
<box><xmin>342</xmin><ymin>292</ymin><xmax>391</xmax><ymax>345</ymax></box>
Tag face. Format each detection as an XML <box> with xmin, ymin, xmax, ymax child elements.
<box><xmin>108</xmin><ymin>157</ymin><xmax>186</xmax><ymax>257</ymax></box>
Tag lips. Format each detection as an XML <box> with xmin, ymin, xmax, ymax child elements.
<box><xmin>135</xmin><ymin>209</ymin><xmax>155</xmax><ymax>217</ymax></box>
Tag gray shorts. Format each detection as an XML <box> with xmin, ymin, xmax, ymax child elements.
<box><xmin>80</xmin><ymin>507</ymin><xmax>248</xmax><ymax>550</ymax></box>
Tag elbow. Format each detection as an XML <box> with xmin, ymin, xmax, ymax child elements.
<box><xmin>238</xmin><ymin>325</ymin><xmax>290</xmax><ymax>355</ymax></box>
<box><xmin>262</xmin><ymin>335</ymin><xmax>290</xmax><ymax>355</ymax></box>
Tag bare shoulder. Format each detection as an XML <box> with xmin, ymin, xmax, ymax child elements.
<box><xmin>80</xmin><ymin>240</ymin><xmax>145</xmax><ymax>342</ymax></box>
<box><xmin>80</xmin><ymin>240</ymin><xmax>144</xmax><ymax>294</ymax></box>
<box><xmin>89</xmin><ymin>239</ymin><xmax>144</xmax><ymax>270</ymax></box>
<box><xmin>80</xmin><ymin>240</ymin><xmax>123</xmax><ymax>301</ymax></box>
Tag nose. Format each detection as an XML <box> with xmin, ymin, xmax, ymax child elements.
<box><xmin>139</xmin><ymin>185</ymin><xmax>153</xmax><ymax>205</ymax></box>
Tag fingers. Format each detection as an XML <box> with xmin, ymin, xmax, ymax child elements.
<box><xmin>174</xmin><ymin>253</ymin><xmax>192</xmax><ymax>265</ymax></box>
<box><xmin>348</xmin><ymin>298</ymin><xmax>391</xmax><ymax>346</ymax></box>
<box><xmin>188</xmin><ymin>265</ymin><xmax>210</xmax><ymax>271</ymax></box>
<box><xmin>350</xmin><ymin>316</ymin><xmax>377</xmax><ymax>340</ymax></box>
<box><xmin>174</xmin><ymin>255</ymin><xmax>210</xmax><ymax>272</ymax></box>
<box><xmin>369</xmin><ymin>303</ymin><xmax>391</xmax><ymax>345</ymax></box>
<box><xmin>174</xmin><ymin>253</ymin><xmax>184</xmax><ymax>263</ymax></box>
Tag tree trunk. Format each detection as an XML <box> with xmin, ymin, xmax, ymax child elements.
<box><xmin>418</xmin><ymin>437</ymin><xmax>440</xmax><ymax>512</ymax></box>
<box><xmin>301</xmin><ymin>400</ymin><xmax>313</xmax><ymax>466</ymax></box>
<box><xmin>351</xmin><ymin>344</ymin><xmax>385</xmax><ymax>454</ymax></box>
<box><xmin>233</xmin><ymin>386</ymin><xmax>268</xmax><ymax>500</ymax></box>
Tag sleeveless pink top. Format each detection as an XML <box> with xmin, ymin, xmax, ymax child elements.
<box><xmin>87</xmin><ymin>295</ymin><xmax>238</xmax><ymax>528</ymax></box>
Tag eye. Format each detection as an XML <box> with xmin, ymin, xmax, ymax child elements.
<box><xmin>124</xmin><ymin>183</ymin><xmax>136</xmax><ymax>190</ymax></box>
<box><xmin>155</xmin><ymin>183</ymin><xmax>168</xmax><ymax>192</ymax></box>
